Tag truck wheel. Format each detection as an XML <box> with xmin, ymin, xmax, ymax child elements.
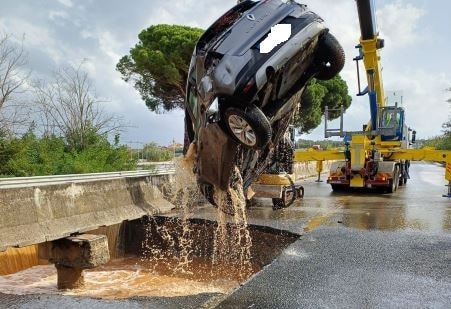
<box><xmin>388</xmin><ymin>166</ymin><xmax>399</xmax><ymax>193</ymax></box>
<box><xmin>315</xmin><ymin>32</ymin><xmax>345</xmax><ymax>80</ymax></box>
<box><xmin>331</xmin><ymin>184</ymin><xmax>345</xmax><ymax>192</ymax></box>
<box><xmin>398</xmin><ymin>176</ymin><xmax>407</xmax><ymax>186</ymax></box>
<box><xmin>223</xmin><ymin>104</ymin><xmax>271</xmax><ymax>149</ymax></box>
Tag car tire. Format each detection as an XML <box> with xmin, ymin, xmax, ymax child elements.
<box><xmin>315</xmin><ymin>32</ymin><xmax>345</xmax><ymax>80</ymax></box>
<box><xmin>223</xmin><ymin>104</ymin><xmax>271</xmax><ymax>149</ymax></box>
<box><xmin>331</xmin><ymin>184</ymin><xmax>346</xmax><ymax>192</ymax></box>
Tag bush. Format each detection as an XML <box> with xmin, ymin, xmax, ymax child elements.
<box><xmin>423</xmin><ymin>135</ymin><xmax>451</xmax><ymax>150</ymax></box>
<box><xmin>0</xmin><ymin>131</ymin><xmax>136</xmax><ymax>177</ymax></box>
<box><xmin>142</xmin><ymin>142</ymin><xmax>173</xmax><ymax>161</ymax></box>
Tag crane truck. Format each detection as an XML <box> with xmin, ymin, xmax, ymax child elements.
<box><xmin>293</xmin><ymin>0</ymin><xmax>451</xmax><ymax>197</ymax></box>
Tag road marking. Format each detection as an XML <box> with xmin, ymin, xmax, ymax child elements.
<box><xmin>303</xmin><ymin>206</ymin><xmax>342</xmax><ymax>233</ymax></box>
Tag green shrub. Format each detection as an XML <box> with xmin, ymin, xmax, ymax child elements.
<box><xmin>0</xmin><ymin>131</ymin><xmax>136</xmax><ymax>177</ymax></box>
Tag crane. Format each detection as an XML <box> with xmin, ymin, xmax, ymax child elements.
<box><xmin>294</xmin><ymin>0</ymin><xmax>451</xmax><ymax>196</ymax></box>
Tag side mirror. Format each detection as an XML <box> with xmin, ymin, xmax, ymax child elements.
<box><xmin>411</xmin><ymin>130</ymin><xmax>416</xmax><ymax>143</ymax></box>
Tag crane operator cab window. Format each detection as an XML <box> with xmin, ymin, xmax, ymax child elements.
<box><xmin>382</xmin><ymin>109</ymin><xmax>400</xmax><ymax>128</ymax></box>
<box><xmin>380</xmin><ymin>107</ymin><xmax>404</xmax><ymax>141</ymax></box>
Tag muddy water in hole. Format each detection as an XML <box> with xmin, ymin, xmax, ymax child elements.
<box><xmin>0</xmin><ymin>257</ymin><xmax>238</xmax><ymax>298</ymax></box>
<box><xmin>0</xmin><ymin>159</ymin><xmax>266</xmax><ymax>299</ymax></box>
<box><xmin>0</xmin><ymin>222</ymin><xmax>293</xmax><ymax>299</ymax></box>
<box><xmin>152</xmin><ymin>161</ymin><xmax>253</xmax><ymax>278</ymax></box>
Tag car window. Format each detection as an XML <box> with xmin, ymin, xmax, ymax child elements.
<box><xmin>187</xmin><ymin>86</ymin><xmax>198</xmax><ymax>119</ymax></box>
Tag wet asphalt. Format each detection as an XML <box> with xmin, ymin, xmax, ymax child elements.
<box><xmin>217</xmin><ymin>227</ymin><xmax>450</xmax><ymax>308</ymax></box>
<box><xmin>196</xmin><ymin>162</ymin><xmax>451</xmax><ymax>308</ymax></box>
<box><xmin>1</xmin><ymin>162</ymin><xmax>450</xmax><ymax>308</ymax></box>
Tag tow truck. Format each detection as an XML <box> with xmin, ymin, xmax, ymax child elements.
<box><xmin>293</xmin><ymin>0</ymin><xmax>451</xmax><ymax>197</ymax></box>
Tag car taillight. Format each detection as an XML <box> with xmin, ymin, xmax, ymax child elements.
<box><xmin>243</xmin><ymin>78</ymin><xmax>256</xmax><ymax>94</ymax></box>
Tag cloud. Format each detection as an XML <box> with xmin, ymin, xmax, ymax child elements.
<box><xmin>1</xmin><ymin>0</ymin><xmax>450</xmax><ymax>146</ymax></box>
<box><xmin>376</xmin><ymin>0</ymin><xmax>426</xmax><ymax>49</ymax></box>
<box><xmin>384</xmin><ymin>69</ymin><xmax>451</xmax><ymax>138</ymax></box>
<box><xmin>144</xmin><ymin>0</ymin><xmax>231</xmax><ymax>29</ymax></box>
<box><xmin>57</xmin><ymin>0</ymin><xmax>73</xmax><ymax>8</ymax></box>
<box><xmin>48</xmin><ymin>11</ymin><xmax>69</xmax><ymax>21</ymax></box>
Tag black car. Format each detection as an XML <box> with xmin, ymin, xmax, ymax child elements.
<box><xmin>184</xmin><ymin>0</ymin><xmax>344</xmax><ymax>211</ymax></box>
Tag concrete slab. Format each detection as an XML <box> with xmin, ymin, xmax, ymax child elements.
<box><xmin>0</xmin><ymin>175</ymin><xmax>174</xmax><ymax>251</ymax></box>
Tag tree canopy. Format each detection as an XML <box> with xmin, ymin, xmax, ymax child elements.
<box><xmin>118</xmin><ymin>24</ymin><xmax>352</xmax><ymax>132</ymax></box>
<box><xmin>117</xmin><ymin>24</ymin><xmax>204</xmax><ymax>112</ymax></box>
<box><xmin>33</xmin><ymin>65</ymin><xmax>123</xmax><ymax>152</ymax></box>
<box><xmin>293</xmin><ymin>76</ymin><xmax>352</xmax><ymax>133</ymax></box>
<box><xmin>0</xmin><ymin>34</ymin><xmax>31</xmax><ymax>135</ymax></box>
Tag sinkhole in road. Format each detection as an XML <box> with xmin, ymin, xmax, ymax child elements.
<box><xmin>0</xmin><ymin>216</ymin><xmax>298</xmax><ymax>299</ymax></box>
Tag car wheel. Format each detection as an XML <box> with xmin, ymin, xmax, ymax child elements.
<box><xmin>223</xmin><ymin>104</ymin><xmax>271</xmax><ymax>149</ymax></box>
<box><xmin>315</xmin><ymin>32</ymin><xmax>345</xmax><ymax>80</ymax></box>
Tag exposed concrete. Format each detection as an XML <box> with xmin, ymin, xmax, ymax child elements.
<box><xmin>55</xmin><ymin>266</ymin><xmax>84</xmax><ymax>290</ymax></box>
<box><xmin>39</xmin><ymin>234</ymin><xmax>110</xmax><ymax>269</ymax></box>
<box><xmin>293</xmin><ymin>161</ymin><xmax>332</xmax><ymax>180</ymax></box>
<box><xmin>0</xmin><ymin>164</ymin><xmax>330</xmax><ymax>252</ymax></box>
<box><xmin>0</xmin><ymin>175</ymin><xmax>174</xmax><ymax>251</ymax></box>
<box><xmin>39</xmin><ymin>234</ymin><xmax>110</xmax><ymax>290</ymax></box>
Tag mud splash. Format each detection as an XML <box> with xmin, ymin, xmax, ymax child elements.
<box><xmin>212</xmin><ymin>168</ymin><xmax>253</xmax><ymax>279</ymax></box>
<box><xmin>0</xmin><ymin>218</ymin><xmax>296</xmax><ymax>299</ymax></box>
<box><xmin>143</xmin><ymin>161</ymin><xmax>253</xmax><ymax>279</ymax></box>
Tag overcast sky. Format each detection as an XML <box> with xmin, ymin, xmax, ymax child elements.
<box><xmin>1</xmin><ymin>0</ymin><xmax>450</xmax><ymax>146</ymax></box>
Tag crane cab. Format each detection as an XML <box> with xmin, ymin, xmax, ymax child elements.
<box><xmin>379</xmin><ymin>106</ymin><xmax>405</xmax><ymax>141</ymax></box>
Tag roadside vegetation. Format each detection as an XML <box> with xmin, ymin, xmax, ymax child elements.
<box><xmin>295</xmin><ymin>139</ymin><xmax>343</xmax><ymax>150</ymax></box>
<box><xmin>0</xmin><ymin>34</ymin><xmax>135</xmax><ymax>177</ymax></box>
<box><xmin>130</xmin><ymin>142</ymin><xmax>183</xmax><ymax>162</ymax></box>
<box><xmin>423</xmin><ymin>88</ymin><xmax>451</xmax><ymax>150</ymax></box>
<box><xmin>0</xmin><ymin>131</ymin><xmax>133</xmax><ymax>177</ymax></box>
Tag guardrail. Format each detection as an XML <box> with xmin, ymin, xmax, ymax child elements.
<box><xmin>0</xmin><ymin>163</ymin><xmax>176</xmax><ymax>189</ymax></box>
